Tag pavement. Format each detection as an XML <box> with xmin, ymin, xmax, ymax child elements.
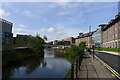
<box><xmin>78</xmin><ymin>52</ymin><xmax>119</xmax><ymax>80</ymax></box>
<box><xmin>94</xmin><ymin>50</ymin><xmax>120</xmax><ymax>56</ymax></box>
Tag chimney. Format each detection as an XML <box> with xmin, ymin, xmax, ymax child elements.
<box><xmin>79</xmin><ymin>33</ymin><xmax>83</xmax><ymax>36</ymax></box>
<box><xmin>99</xmin><ymin>24</ymin><xmax>107</xmax><ymax>30</ymax></box>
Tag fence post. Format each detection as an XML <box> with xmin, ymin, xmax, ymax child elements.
<box><xmin>71</xmin><ymin>64</ymin><xmax>74</xmax><ymax>80</ymax></box>
<box><xmin>76</xmin><ymin>59</ymin><xmax>78</xmax><ymax>79</ymax></box>
<box><xmin>79</xmin><ymin>55</ymin><xmax>81</xmax><ymax>71</ymax></box>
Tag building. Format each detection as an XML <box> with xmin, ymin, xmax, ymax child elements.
<box><xmin>16</xmin><ymin>34</ymin><xmax>29</xmax><ymax>44</ymax></box>
<box><xmin>75</xmin><ymin>31</ymin><xmax>95</xmax><ymax>47</ymax></box>
<box><xmin>102</xmin><ymin>12</ymin><xmax>120</xmax><ymax>48</ymax></box>
<box><xmin>63</xmin><ymin>37</ymin><xmax>75</xmax><ymax>45</ymax></box>
<box><xmin>0</xmin><ymin>18</ymin><xmax>13</xmax><ymax>44</ymax></box>
<box><xmin>92</xmin><ymin>24</ymin><xmax>107</xmax><ymax>48</ymax></box>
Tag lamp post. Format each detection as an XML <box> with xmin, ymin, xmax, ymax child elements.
<box><xmin>89</xmin><ymin>26</ymin><xmax>91</xmax><ymax>48</ymax></box>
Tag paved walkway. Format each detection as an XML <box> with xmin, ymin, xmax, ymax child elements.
<box><xmin>94</xmin><ymin>50</ymin><xmax>120</xmax><ymax>56</ymax></box>
<box><xmin>78</xmin><ymin>52</ymin><xmax>118</xmax><ymax>80</ymax></box>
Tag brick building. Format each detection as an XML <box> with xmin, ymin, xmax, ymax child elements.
<box><xmin>75</xmin><ymin>32</ymin><xmax>95</xmax><ymax>47</ymax></box>
<box><xmin>63</xmin><ymin>37</ymin><xmax>75</xmax><ymax>45</ymax></box>
<box><xmin>102</xmin><ymin>12</ymin><xmax>120</xmax><ymax>48</ymax></box>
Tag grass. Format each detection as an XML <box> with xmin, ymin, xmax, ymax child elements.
<box><xmin>94</xmin><ymin>48</ymin><xmax>120</xmax><ymax>51</ymax></box>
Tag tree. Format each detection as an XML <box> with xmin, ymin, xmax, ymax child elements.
<box><xmin>16</xmin><ymin>39</ymin><xmax>24</xmax><ymax>46</ymax></box>
<box><xmin>27</xmin><ymin>34</ymin><xmax>45</xmax><ymax>50</ymax></box>
<box><xmin>43</xmin><ymin>35</ymin><xmax>47</xmax><ymax>41</ymax></box>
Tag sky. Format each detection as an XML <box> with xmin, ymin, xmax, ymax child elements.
<box><xmin>0</xmin><ymin>2</ymin><xmax>118</xmax><ymax>41</ymax></box>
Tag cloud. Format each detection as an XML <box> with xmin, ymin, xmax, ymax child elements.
<box><xmin>12</xmin><ymin>28</ymin><xmax>28</xmax><ymax>37</ymax></box>
<box><xmin>12</xmin><ymin>28</ymin><xmax>39</xmax><ymax>37</ymax></box>
<box><xmin>39</xmin><ymin>25</ymin><xmax>83</xmax><ymax>41</ymax></box>
<box><xmin>21</xmin><ymin>10</ymin><xmax>39</xmax><ymax>19</ymax></box>
<box><xmin>40</xmin><ymin>26</ymin><xmax>68</xmax><ymax>41</ymax></box>
<box><xmin>0</xmin><ymin>9</ymin><xmax>10</xmax><ymax>17</ymax></box>
<box><xmin>18</xmin><ymin>24</ymin><xmax>26</xmax><ymax>28</ymax></box>
<box><xmin>48</xmin><ymin>27</ymin><xmax>55</xmax><ymax>32</ymax></box>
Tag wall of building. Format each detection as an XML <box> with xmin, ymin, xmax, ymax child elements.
<box><xmin>92</xmin><ymin>28</ymin><xmax>102</xmax><ymax>47</ymax></box>
<box><xmin>103</xmin><ymin>21</ymin><xmax>120</xmax><ymax>48</ymax></box>
<box><xmin>75</xmin><ymin>36</ymin><xmax>92</xmax><ymax>47</ymax></box>
<box><xmin>0</xmin><ymin>19</ymin><xmax>13</xmax><ymax>45</ymax></box>
<box><xmin>63</xmin><ymin>37</ymin><xmax>75</xmax><ymax>45</ymax></box>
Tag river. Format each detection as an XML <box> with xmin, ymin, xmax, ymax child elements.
<box><xmin>3</xmin><ymin>49</ymin><xmax>71</xmax><ymax>78</ymax></box>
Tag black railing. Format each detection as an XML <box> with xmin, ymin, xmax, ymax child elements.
<box><xmin>64</xmin><ymin>53</ymin><xmax>84</xmax><ymax>80</ymax></box>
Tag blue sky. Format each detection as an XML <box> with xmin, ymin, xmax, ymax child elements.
<box><xmin>0</xmin><ymin>2</ymin><xmax>118</xmax><ymax>41</ymax></box>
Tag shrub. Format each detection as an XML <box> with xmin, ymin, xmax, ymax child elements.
<box><xmin>65</xmin><ymin>42</ymin><xmax>86</xmax><ymax>63</ymax></box>
<box><xmin>2</xmin><ymin>49</ymin><xmax>23</xmax><ymax>66</ymax></box>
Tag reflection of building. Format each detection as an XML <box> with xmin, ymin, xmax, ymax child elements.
<box><xmin>63</xmin><ymin>37</ymin><xmax>75</xmax><ymax>45</ymax></box>
<box><xmin>75</xmin><ymin>31</ymin><xmax>95</xmax><ymax>47</ymax></box>
<box><xmin>0</xmin><ymin>18</ymin><xmax>13</xmax><ymax>44</ymax></box>
<box><xmin>92</xmin><ymin>24</ymin><xmax>106</xmax><ymax>48</ymax></box>
<box><xmin>16</xmin><ymin>34</ymin><xmax>29</xmax><ymax>44</ymax></box>
<box><xmin>102</xmin><ymin>13</ymin><xmax>120</xmax><ymax>48</ymax></box>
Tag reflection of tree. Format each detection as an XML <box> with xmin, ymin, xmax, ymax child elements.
<box><xmin>25</xmin><ymin>52</ymin><xmax>46</xmax><ymax>75</ymax></box>
<box><xmin>2</xmin><ymin>63</ymin><xmax>21</xmax><ymax>79</ymax></box>
<box><xmin>65</xmin><ymin>55</ymin><xmax>75</xmax><ymax>64</ymax></box>
<box><xmin>3</xmin><ymin>49</ymin><xmax>46</xmax><ymax>78</ymax></box>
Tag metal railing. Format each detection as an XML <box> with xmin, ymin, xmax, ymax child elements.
<box><xmin>64</xmin><ymin>53</ymin><xmax>84</xmax><ymax>80</ymax></box>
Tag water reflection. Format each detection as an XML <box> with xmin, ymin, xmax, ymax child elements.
<box><xmin>3</xmin><ymin>49</ymin><xmax>71</xmax><ymax>78</ymax></box>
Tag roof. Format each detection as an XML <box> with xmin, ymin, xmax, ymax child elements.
<box><xmin>0</xmin><ymin>18</ymin><xmax>13</xmax><ymax>25</ymax></box>
<box><xmin>102</xmin><ymin>12</ymin><xmax>120</xmax><ymax>31</ymax></box>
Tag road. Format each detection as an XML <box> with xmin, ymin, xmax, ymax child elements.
<box><xmin>94</xmin><ymin>51</ymin><xmax>120</xmax><ymax>74</ymax></box>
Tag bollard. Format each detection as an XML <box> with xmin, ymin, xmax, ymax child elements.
<box><xmin>71</xmin><ymin>64</ymin><xmax>74</xmax><ymax>80</ymax></box>
<box><xmin>76</xmin><ymin>59</ymin><xmax>78</xmax><ymax>79</ymax></box>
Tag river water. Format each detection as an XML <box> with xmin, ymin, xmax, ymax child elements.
<box><xmin>3</xmin><ymin>49</ymin><xmax>71</xmax><ymax>78</ymax></box>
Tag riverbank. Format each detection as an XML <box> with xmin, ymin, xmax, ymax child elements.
<box><xmin>48</xmin><ymin>47</ymin><xmax>66</xmax><ymax>53</ymax></box>
<box><xmin>2</xmin><ymin>48</ymin><xmax>44</xmax><ymax>66</ymax></box>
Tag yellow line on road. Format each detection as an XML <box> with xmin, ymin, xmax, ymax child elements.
<box><xmin>94</xmin><ymin>55</ymin><xmax>120</xmax><ymax>79</ymax></box>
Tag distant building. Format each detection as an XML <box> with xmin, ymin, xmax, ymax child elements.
<box><xmin>102</xmin><ymin>12</ymin><xmax>120</xmax><ymax>48</ymax></box>
<box><xmin>75</xmin><ymin>31</ymin><xmax>95</xmax><ymax>47</ymax></box>
<box><xmin>16</xmin><ymin>34</ymin><xmax>29</xmax><ymax>44</ymax></box>
<box><xmin>63</xmin><ymin>37</ymin><xmax>75</xmax><ymax>45</ymax></box>
<box><xmin>92</xmin><ymin>24</ymin><xmax>107</xmax><ymax>48</ymax></box>
<box><xmin>0</xmin><ymin>18</ymin><xmax>13</xmax><ymax>44</ymax></box>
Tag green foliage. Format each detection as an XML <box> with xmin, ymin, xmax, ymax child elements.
<box><xmin>27</xmin><ymin>34</ymin><xmax>45</xmax><ymax>51</ymax></box>
<box><xmin>43</xmin><ymin>35</ymin><xmax>47</xmax><ymax>41</ymax></box>
<box><xmin>65</xmin><ymin>42</ymin><xmax>86</xmax><ymax>63</ymax></box>
<box><xmin>27</xmin><ymin>34</ymin><xmax>44</xmax><ymax>49</ymax></box>
<box><xmin>78</xmin><ymin>42</ymin><xmax>86</xmax><ymax>52</ymax></box>
<box><xmin>16</xmin><ymin>39</ymin><xmax>24</xmax><ymax>46</ymax></box>
<box><xmin>94</xmin><ymin>48</ymin><xmax>120</xmax><ymax>51</ymax></box>
<box><xmin>2</xmin><ymin>49</ymin><xmax>23</xmax><ymax>66</ymax></box>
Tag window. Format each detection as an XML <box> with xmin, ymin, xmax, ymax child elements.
<box><xmin>119</xmin><ymin>25</ymin><xmax>120</xmax><ymax>29</ymax></box>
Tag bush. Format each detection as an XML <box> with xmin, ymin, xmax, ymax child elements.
<box><xmin>2</xmin><ymin>49</ymin><xmax>23</xmax><ymax>66</ymax></box>
<box><xmin>65</xmin><ymin>42</ymin><xmax>86</xmax><ymax>63</ymax></box>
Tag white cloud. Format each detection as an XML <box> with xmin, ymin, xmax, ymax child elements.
<box><xmin>12</xmin><ymin>28</ymin><xmax>39</xmax><ymax>37</ymax></box>
<box><xmin>18</xmin><ymin>24</ymin><xmax>26</xmax><ymax>28</ymax></box>
<box><xmin>40</xmin><ymin>26</ymin><xmax>68</xmax><ymax>41</ymax></box>
<box><xmin>21</xmin><ymin>10</ymin><xmax>39</xmax><ymax>19</ymax></box>
<box><xmin>39</xmin><ymin>25</ymin><xmax>83</xmax><ymax>41</ymax></box>
<box><xmin>48</xmin><ymin>27</ymin><xmax>55</xmax><ymax>32</ymax></box>
<box><xmin>0</xmin><ymin>9</ymin><xmax>10</xmax><ymax>17</ymax></box>
<box><xmin>12</xmin><ymin>28</ymin><xmax>28</xmax><ymax>37</ymax></box>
